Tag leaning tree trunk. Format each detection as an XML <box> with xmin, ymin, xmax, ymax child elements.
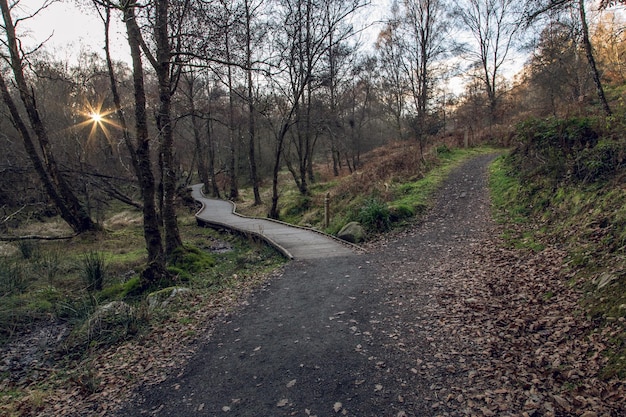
<box><xmin>0</xmin><ymin>0</ymin><xmax>97</xmax><ymax>233</ymax></box>
<box><xmin>579</xmin><ymin>0</ymin><xmax>612</xmax><ymax>116</ymax></box>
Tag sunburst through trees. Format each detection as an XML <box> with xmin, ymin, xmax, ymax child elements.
<box><xmin>75</xmin><ymin>99</ymin><xmax>121</xmax><ymax>147</ymax></box>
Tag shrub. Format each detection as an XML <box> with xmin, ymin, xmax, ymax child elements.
<box><xmin>17</xmin><ymin>240</ymin><xmax>38</xmax><ymax>259</ymax></box>
<box><xmin>358</xmin><ymin>198</ymin><xmax>391</xmax><ymax>233</ymax></box>
<box><xmin>575</xmin><ymin>139</ymin><xmax>626</xmax><ymax>182</ymax></box>
<box><xmin>509</xmin><ymin>117</ymin><xmax>626</xmax><ymax>184</ymax></box>
<box><xmin>34</xmin><ymin>249</ymin><xmax>62</xmax><ymax>282</ymax></box>
<box><xmin>389</xmin><ymin>204</ymin><xmax>415</xmax><ymax>222</ymax></box>
<box><xmin>436</xmin><ymin>144</ymin><xmax>452</xmax><ymax>156</ymax></box>
<box><xmin>283</xmin><ymin>195</ymin><xmax>312</xmax><ymax>217</ymax></box>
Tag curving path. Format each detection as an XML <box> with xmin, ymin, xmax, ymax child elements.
<box><xmin>116</xmin><ymin>155</ymin><xmax>497</xmax><ymax>417</ymax></box>
<box><xmin>190</xmin><ymin>184</ymin><xmax>356</xmax><ymax>259</ymax></box>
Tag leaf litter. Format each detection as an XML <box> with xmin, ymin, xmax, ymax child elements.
<box><xmin>368</xmin><ymin>224</ymin><xmax>626</xmax><ymax>416</ymax></box>
<box><xmin>3</xmin><ymin>155</ymin><xmax>624</xmax><ymax>416</ymax></box>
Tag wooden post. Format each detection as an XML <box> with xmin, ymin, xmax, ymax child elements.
<box><xmin>324</xmin><ymin>192</ymin><xmax>330</xmax><ymax>228</ymax></box>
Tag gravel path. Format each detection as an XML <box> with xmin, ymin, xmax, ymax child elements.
<box><xmin>116</xmin><ymin>154</ymin><xmax>499</xmax><ymax>416</ymax></box>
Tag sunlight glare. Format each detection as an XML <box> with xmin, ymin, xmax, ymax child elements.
<box><xmin>90</xmin><ymin>112</ymin><xmax>103</xmax><ymax>123</ymax></box>
<box><xmin>74</xmin><ymin>99</ymin><xmax>122</xmax><ymax>148</ymax></box>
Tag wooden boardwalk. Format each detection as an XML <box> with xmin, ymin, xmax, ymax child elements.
<box><xmin>190</xmin><ymin>184</ymin><xmax>357</xmax><ymax>259</ymax></box>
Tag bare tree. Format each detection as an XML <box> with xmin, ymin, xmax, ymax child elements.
<box><xmin>403</xmin><ymin>0</ymin><xmax>451</xmax><ymax>158</ymax></box>
<box><xmin>95</xmin><ymin>0</ymin><xmax>185</xmax><ymax>267</ymax></box>
<box><xmin>91</xmin><ymin>0</ymin><xmax>170</xmax><ymax>282</ymax></box>
<box><xmin>180</xmin><ymin>70</ymin><xmax>211</xmax><ymax>195</ymax></box>
<box><xmin>244</xmin><ymin>0</ymin><xmax>263</xmax><ymax>205</ymax></box>
<box><xmin>375</xmin><ymin>1</ymin><xmax>408</xmax><ymax>139</ymax></box>
<box><xmin>455</xmin><ymin>0</ymin><xmax>520</xmax><ymax>121</ymax></box>
<box><xmin>0</xmin><ymin>0</ymin><xmax>98</xmax><ymax>233</ymax></box>
<box><xmin>264</xmin><ymin>0</ymin><xmax>365</xmax><ymax>216</ymax></box>
<box><xmin>154</xmin><ymin>0</ymin><xmax>184</xmax><ymax>254</ymax></box>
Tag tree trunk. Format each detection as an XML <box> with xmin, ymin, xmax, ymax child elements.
<box><xmin>225</xmin><ymin>30</ymin><xmax>239</xmax><ymax>200</ymax></box>
<box><xmin>0</xmin><ymin>0</ymin><xmax>97</xmax><ymax>234</ymax></box>
<box><xmin>269</xmin><ymin>122</ymin><xmax>289</xmax><ymax>219</ymax></box>
<box><xmin>191</xmin><ymin>106</ymin><xmax>210</xmax><ymax>194</ymax></box>
<box><xmin>123</xmin><ymin>2</ymin><xmax>165</xmax><ymax>278</ymax></box>
<box><xmin>245</xmin><ymin>0</ymin><xmax>262</xmax><ymax>205</ymax></box>
<box><xmin>579</xmin><ymin>0</ymin><xmax>612</xmax><ymax>116</ymax></box>
<box><xmin>206</xmin><ymin>104</ymin><xmax>221</xmax><ymax>198</ymax></box>
<box><xmin>154</xmin><ymin>0</ymin><xmax>183</xmax><ymax>256</ymax></box>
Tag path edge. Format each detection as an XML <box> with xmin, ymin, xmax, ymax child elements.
<box><xmin>189</xmin><ymin>184</ymin><xmax>363</xmax><ymax>258</ymax></box>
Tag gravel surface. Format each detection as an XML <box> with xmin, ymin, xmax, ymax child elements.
<box><xmin>116</xmin><ymin>154</ymin><xmax>499</xmax><ymax>416</ymax></box>
<box><xmin>116</xmin><ymin>153</ymin><xmax>625</xmax><ymax>416</ymax></box>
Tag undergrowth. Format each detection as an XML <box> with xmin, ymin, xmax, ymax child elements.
<box><xmin>243</xmin><ymin>144</ymin><xmax>500</xmax><ymax>237</ymax></box>
<box><xmin>489</xmin><ymin>116</ymin><xmax>626</xmax><ymax>379</ymax></box>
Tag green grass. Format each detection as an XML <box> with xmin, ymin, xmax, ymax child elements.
<box><xmin>1</xmin><ymin>214</ymin><xmax>286</xmax><ymax>341</ymax></box>
<box><xmin>489</xmin><ymin>145</ymin><xmax>626</xmax><ymax>379</ymax></box>
<box><xmin>383</xmin><ymin>146</ymin><xmax>501</xmax><ymax>229</ymax></box>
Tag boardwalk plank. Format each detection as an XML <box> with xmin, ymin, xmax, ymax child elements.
<box><xmin>190</xmin><ymin>184</ymin><xmax>357</xmax><ymax>259</ymax></box>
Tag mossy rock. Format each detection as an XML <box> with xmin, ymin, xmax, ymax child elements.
<box><xmin>65</xmin><ymin>301</ymin><xmax>136</xmax><ymax>351</ymax></box>
<box><xmin>169</xmin><ymin>246</ymin><xmax>215</xmax><ymax>274</ymax></box>
<box><xmin>147</xmin><ymin>286</ymin><xmax>192</xmax><ymax>310</ymax></box>
<box><xmin>337</xmin><ymin>222</ymin><xmax>365</xmax><ymax>243</ymax></box>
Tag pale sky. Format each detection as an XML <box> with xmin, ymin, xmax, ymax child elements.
<box><xmin>16</xmin><ymin>0</ymin><xmax>128</xmax><ymax>63</ymax></box>
<box><xmin>12</xmin><ymin>0</ymin><xmax>524</xmax><ymax>97</ymax></box>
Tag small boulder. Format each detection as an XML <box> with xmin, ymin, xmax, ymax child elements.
<box><xmin>147</xmin><ymin>286</ymin><xmax>192</xmax><ymax>310</ymax></box>
<box><xmin>90</xmin><ymin>301</ymin><xmax>134</xmax><ymax>328</ymax></box>
<box><xmin>337</xmin><ymin>222</ymin><xmax>365</xmax><ymax>243</ymax></box>
<box><xmin>65</xmin><ymin>301</ymin><xmax>135</xmax><ymax>349</ymax></box>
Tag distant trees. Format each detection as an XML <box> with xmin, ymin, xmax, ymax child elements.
<box><xmin>403</xmin><ymin>0</ymin><xmax>451</xmax><ymax>157</ymax></box>
<box><xmin>376</xmin><ymin>2</ymin><xmax>409</xmax><ymax>140</ymax></box>
<box><xmin>0</xmin><ymin>0</ymin><xmax>98</xmax><ymax>234</ymax></box>
<box><xmin>593</xmin><ymin>12</ymin><xmax>626</xmax><ymax>86</ymax></box>
<box><xmin>525</xmin><ymin>0</ymin><xmax>612</xmax><ymax>115</ymax></box>
<box><xmin>455</xmin><ymin>0</ymin><xmax>521</xmax><ymax>122</ymax></box>
<box><xmin>3</xmin><ymin>0</ymin><xmax>626</xmax><ymax>249</ymax></box>
<box><xmin>523</xmin><ymin>20</ymin><xmax>589</xmax><ymax>116</ymax></box>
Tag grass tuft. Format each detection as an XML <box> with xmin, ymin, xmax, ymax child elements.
<box><xmin>81</xmin><ymin>251</ymin><xmax>107</xmax><ymax>292</ymax></box>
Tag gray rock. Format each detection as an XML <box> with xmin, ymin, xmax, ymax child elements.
<box><xmin>147</xmin><ymin>286</ymin><xmax>192</xmax><ymax>310</ymax></box>
<box><xmin>337</xmin><ymin>222</ymin><xmax>365</xmax><ymax>243</ymax></box>
<box><xmin>89</xmin><ymin>301</ymin><xmax>134</xmax><ymax>331</ymax></box>
<box><xmin>65</xmin><ymin>301</ymin><xmax>135</xmax><ymax>349</ymax></box>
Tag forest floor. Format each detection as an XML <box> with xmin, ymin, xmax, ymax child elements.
<box><xmin>110</xmin><ymin>154</ymin><xmax>624</xmax><ymax>416</ymax></box>
<box><xmin>5</xmin><ymin>153</ymin><xmax>624</xmax><ymax>416</ymax></box>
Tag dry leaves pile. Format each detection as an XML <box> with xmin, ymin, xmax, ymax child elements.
<box><xmin>380</xmin><ymin>231</ymin><xmax>626</xmax><ymax>416</ymax></box>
